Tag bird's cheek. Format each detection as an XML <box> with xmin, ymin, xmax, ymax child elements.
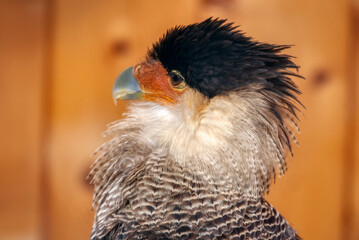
<box><xmin>135</xmin><ymin>61</ymin><xmax>185</xmax><ymax>105</ymax></box>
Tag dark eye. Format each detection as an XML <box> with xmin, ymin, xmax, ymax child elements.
<box><xmin>169</xmin><ymin>70</ymin><xmax>187</xmax><ymax>90</ymax></box>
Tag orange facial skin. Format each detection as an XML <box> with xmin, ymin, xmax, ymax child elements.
<box><xmin>133</xmin><ymin>60</ymin><xmax>186</xmax><ymax>105</ymax></box>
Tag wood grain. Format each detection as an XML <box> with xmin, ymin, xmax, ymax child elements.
<box><xmin>1</xmin><ymin>0</ymin><xmax>358</xmax><ymax>239</ymax></box>
<box><xmin>349</xmin><ymin>1</ymin><xmax>359</xmax><ymax>240</ymax></box>
<box><xmin>0</xmin><ymin>0</ymin><xmax>46</xmax><ymax>239</ymax></box>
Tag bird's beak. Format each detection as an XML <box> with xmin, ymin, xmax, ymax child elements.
<box><xmin>112</xmin><ymin>66</ymin><xmax>143</xmax><ymax>105</ymax></box>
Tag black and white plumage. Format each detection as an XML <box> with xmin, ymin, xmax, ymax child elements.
<box><xmin>89</xmin><ymin>18</ymin><xmax>303</xmax><ymax>240</ymax></box>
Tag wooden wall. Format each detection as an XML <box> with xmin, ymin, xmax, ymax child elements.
<box><xmin>0</xmin><ymin>1</ymin><xmax>45</xmax><ymax>239</ymax></box>
<box><xmin>1</xmin><ymin>0</ymin><xmax>358</xmax><ymax>239</ymax></box>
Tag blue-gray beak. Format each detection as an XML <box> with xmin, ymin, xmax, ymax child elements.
<box><xmin>112</xmin><ymin>66</ymin><xmax>143</xmax><ymax>105</ymax></box>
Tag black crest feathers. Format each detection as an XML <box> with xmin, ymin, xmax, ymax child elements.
<box><xmin>148</xmin><ymin>17</ymin><xmax>302</xmax><ymax>102</ymax></box>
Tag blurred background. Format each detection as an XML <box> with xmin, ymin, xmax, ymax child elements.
<box><xmin>0</xmin><ymin>0</ymin><xmax>358</xmax><ymax>239</ymax></box>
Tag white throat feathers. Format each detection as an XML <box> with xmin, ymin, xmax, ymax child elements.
<box><xmin>91</xmin><ymin>88</ymin><xmax>299</xmax><ymax>199</ymax></box>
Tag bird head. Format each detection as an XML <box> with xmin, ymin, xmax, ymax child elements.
<box><xmin>110</xmin><ymin>18</ymin><xmax>302</xmax><ymax>196</ymax></box>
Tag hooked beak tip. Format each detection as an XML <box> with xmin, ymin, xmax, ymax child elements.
<box><xmin>112</xmin><ymin>66</ymin><xmax>143</xmax><ymax>104</ymax></box>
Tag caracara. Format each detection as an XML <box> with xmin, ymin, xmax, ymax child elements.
<box><xmin>89</xmin><ymin>18</ymin><xmax>303</xmax><ymax>240</ymax></box>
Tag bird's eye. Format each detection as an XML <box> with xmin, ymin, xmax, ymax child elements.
<box><xmin>169</xmin><ymin>70</ymin><xmax>187</xmax><ymax>90</ymax></box>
